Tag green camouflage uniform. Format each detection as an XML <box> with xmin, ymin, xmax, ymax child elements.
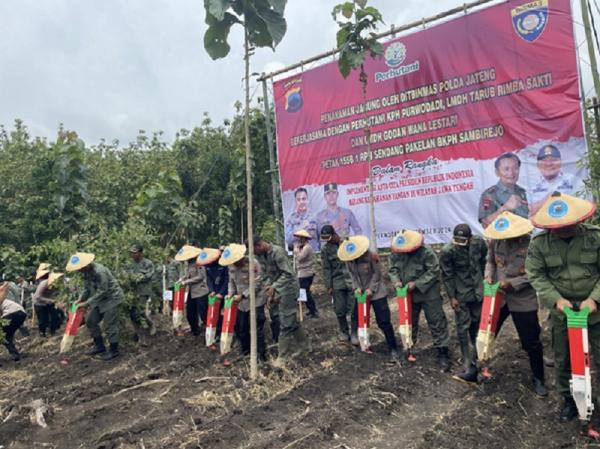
<box><xmin>389</xmin><ymin>245</ymin><xmax>449</xmax><ymax>348</ymax></box>
<box><xmin>526</xmin><ymin>223</ymin><xmax>600</xmax><ymax>399</ymax></box>
<box><xmin>440</xmin><ymin>235</ymin><xmax>487</xmax><ymax>362</ymax></box>
<box><xmin>320</xmin><ymin>240</ymin><xmax>356</xmax><ymax>337</ymax></box>
<box><xmin>81</xmin><ymin>262</ymin><xmax>124</xmax><ymax>344</ymax></box>
<box><xmin>257</xmin><ymin>244</ymin><xmax>310</xmax><ymax>359</ymax></box>
<box><xmin>123</xmin><ymin>257</ymin><xmax>154</xmax><ymax>325</ymax></box>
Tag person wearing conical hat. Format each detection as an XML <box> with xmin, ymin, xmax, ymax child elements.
<box><xmin>389</xmin><ymin>230</ymin><xmax>450</xmax><ymax>372</ymax></box>
<box><xmin>483</xmin><ymin>212</ymin><xmax>547</xmax><ymax>397</ymax></box>
<box><xmin>220</xmin><ymin>244</ymin><xmax>267</xmax><ymax>363</ymax></box>
<box><xmin>440</xmin><ymin>224</ymin><xmax>487</xmax><ymax>383</ymax></box>
<box><xmin>0</xmin><ymin>282</ymin><xmax>27</xmax><ymax>362</ymax></box>
<box><xmin>123</xmin><ymin>243</ymin><xmax>156</xmax><ymax>340</ymax></box>
<box><xmin>526</xmin><ymin>192</ymin><xmax>600</xmax><ymax>422</ymax></box>
<box><xmin>68</xmin><ymin>252</ymin><xmax>124</xmax><ymax>361</ymax></box>
<box><xmin>341</xmin><ymin>235</ymin><xmax>400</xmax><ymax>360</ymax></box>
<box><xmin>320</xmin><ymin>225</ymin><xmax>357</xmax><ymax>344</ymax></box>
<box><xmin>199</xmin><ymin>247</ymin><xmax>227</xmax><ymax>347</ymax></box>
<box><xmin>32</xmin><ymin>270</ymin><xmax>63</xmax><ymax>338</ymax></box>
<box><xmin>176</xmin><ymin>243</ymin><xmax>208</xmax><ymax>337</ymax></box>
<box><xmin>251</xmin><ymin>235</ymin><xmax>310</xmax><ymax>363</ymax></box>
<box><xmin>293</xmin><ymin>229</ymin><xmax>319</xmax><ymax>319</ymax></box>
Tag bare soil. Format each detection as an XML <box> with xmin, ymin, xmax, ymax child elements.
<box><xmin>0</xmin><ymin>280</ymin><xmax>594</xmax><ymax>449</ymax></box>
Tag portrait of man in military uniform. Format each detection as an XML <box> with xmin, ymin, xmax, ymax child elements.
<box><xmin>528</xmin><ymin>144</ymin><xmax>574</xmax><ymax>216</ymax></box>
<box><xmin>316</xmin><ymin>182</ymin><xmax>363</xmax><ymax>238</ymax></box>
<box><xmin>478</xmin><ymin>153</ymin><xmax>529</xmax><ymax>228</ymax></box>
<box><xmin>285</xmin><ymin>187</ymin><xmax>319</xmax><ymax>251</ymax></box>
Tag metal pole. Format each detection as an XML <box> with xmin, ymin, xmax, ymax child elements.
<box><xmin>262</xmin><ymin>78</ymin><xmax>284</xmax><ymax>247</ymax></box>
<box><xmin>581</xmin><ymin>0</ymin><xmax>600</xmax><ymax>97</ymax></box>
<box><xmin>594</xmin><ymin>97</ymin><xmax>600</xmax><ymax>142</ymax></box>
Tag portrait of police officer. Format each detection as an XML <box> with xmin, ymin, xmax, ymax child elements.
<box><xmin>316</xmin><ymin>182</ymin><xmax>363</xmax><ymax>238</ymax></box>
<box><xmin>285</xmin><ymin>187</ymin><xmax>319</xmax><ymax>251</ymax></box>
<box><xmin>528</xmin><ymin>144</ymin><xmax>574</xmax><ymax>216</ymax></box>
<box><xmin>478</xmin><ymin>153</ymin><xmax>529</xmax><ymax>228</ymax></box>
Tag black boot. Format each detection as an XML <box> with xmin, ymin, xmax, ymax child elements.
<box><xmin>101</xmin><ymin>342</ymin><xmax>120</xmax><ymax>361</ymax></box>
<box><xmin>5</xmin><ymin>341</ymin><xmax>21</xmax><ymax>361</ymax></box>
<box><xmin>437</xmin><ymin>347</ymin><xmax>450</xmax><ymax>372</ymax></box>
<box><xmin>559</xmin><ymin>396</ymin><xmax>578</xmax><ymax>422</ymax></box>
<box><xmin>532</xmin><ymin>378</ymin><xmax>548</xmax><ymax>397</ymax></box>
<box><xmin>453</xmin><ymin>364</ymin><xmax>478</xmax><ymax>384</ymax></box>
<box><xmin>86</xmin><ymin>337</ymin><xmax>106</xmax><ymax>356</ymax></box>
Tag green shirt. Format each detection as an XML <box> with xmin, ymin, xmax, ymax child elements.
<box><xmin>166</xmin><ymin>260</ymin><xmax>182</xmax><ymax>289</ymax></box>
<box><xmin>256</xmin><ymin>245</ymin><xmax>299</xmax><ymax>301</ymax></box>
<box><xmin>81</xmin><ymin>262</ymin><xmax>124</xmax><ymax>313</ymax></box>
<box><xmin>320</xmin><ymin>241</ymin><xmax>352</xmax><ymax>291</ymax></box>
<box><xmin>124</xmin><ymin>257</ymin><xmax>155</xmax><ymax>297</ymax></box>
<box><xmin>526</xmin><ymin>223</ymin><xmax>600</xmax><ymax>324</ymax></box>
<box><xmin>440</xmin><ymin>235</ymin><xmax>487</xmax><ymax>303</ymax></box>
<box><xmin>389</xmin><ymin>245</ymin><xmax>441</xmax><ymax>303</ymax></box>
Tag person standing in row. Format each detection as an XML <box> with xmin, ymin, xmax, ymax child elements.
<box><xmin>320</xmin><ymin>225</ymin><xmax>357</xmax><ymax>344</ymax></box>
<box><xmin>175</xmin><ymin>245</ymin><xmax>206</xmax><ymax>337</ymax></box>
<box><xmin>220</xmin><ymin>244</ymin><xmax>267</xmax><ymax>363</ymax></box>
<box><xmin>124</xmin><ymin>243</ymin><xmax>156</xmax><ymax>339</ymax></box>
<box><xmin>484</xmin><ymin>211</ymin><xmax>547</xmax><ymax>396</ymax></box>
<box><xmin>440</xmin><ymin>224</ymin><xmax>487</xmax><ymax>383</ymax></box>
<box><xmin>32</xmin><ymin>269</ymin><xmax>63</xmax><ymax>337</ymax></box>
<box><xmin>0</xmin><ymin>282</ymin><xmax>27</xmax><ymax>362</ymax></box>
<box><xmin>68</xmin><ymin>252</ymin><xmax>123</xmax><ymax>360</ymax></box>
<box><xmin>199</xmin><ymin>247</ymin><xmax>226</xmax><ymax>347</ymax></box>
<box><xmin>293</xmin><ymin>230</ymin><xmax>319</xmax><ymax>319</ymax></box>
<box><xmin>339</xmin><ymin>236</ymin><xmax>400</xmax><ymax>361</ymax></box>
<box><xmin>252</xmin><ymin>236</ymin><xmax>310</xmax><ymax>363</ymax></box>
<box><xmin>526</xmin><ymin>192</ymin><xmax>600</xmax><ymax>422</ymax></box>
<box><xmin>389</xmin><ymin>230</ymin><xmax>450</xmax><ymax>372</ymax></box>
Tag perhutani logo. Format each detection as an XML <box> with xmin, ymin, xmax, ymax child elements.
<box><xmin>375</xmin><ymin>41</ymin><xmax>420</xmax><ymax>83</ymax></box>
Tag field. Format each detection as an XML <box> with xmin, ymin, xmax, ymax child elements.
<box><xmin>0</xmin><ymin>280</ymin><xmax>594</xmax><ymax>449</ymax></box>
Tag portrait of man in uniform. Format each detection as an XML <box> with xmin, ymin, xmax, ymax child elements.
<box><xmin>478</xmin><ymin>153</ymin><xmax>529</xmax><ymax>228</ymax></box>
<box><xmin>528</xmin><ymin>144</ymin><xmax>574</xmax><ymax>216</ymax></box>
<box><xmin>316</xmin><ymin>182</ymin><xmax>362</xmax><ymax>238</ymax></box>
<box><xmin>285</xmin><ymin>187</ymin><xmax>319</xmax><ymax>251</ymax></box>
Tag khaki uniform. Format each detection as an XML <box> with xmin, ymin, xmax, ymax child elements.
<box><xmin>526</xmin><ymin>224</ymin><xmax>600</xmax><ymax>398</ymax></box>
<box><xmin>81</xmin><ymin>262</ymin><xmax>124</xmax><ymax>344</ymax></box>
<box><xmin>389</xmin><ymin>246</ymin><xmax>449</xmax><ymax>348</ymax></box>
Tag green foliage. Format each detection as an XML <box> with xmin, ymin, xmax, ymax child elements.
<box><xmin>203</xmin><ymin>0</ymin><xmax>288</xmax><ymax>59</ymax></box>
<box><xmin>332</xmin><ymin>0</ymin><xmax>384</xmax><ymax>78</ymax></box>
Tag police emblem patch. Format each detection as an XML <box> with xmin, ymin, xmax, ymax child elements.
<box><xmin>511</xmin><ymin>0</ymin><xmax>548</xmax><ymax>42</ymax></box>
<box><xmin>346</xmin><ymin>242</ymin><xmax>357</xmax><ymax>253</ymax></box>
<box><xmin>395</xmin><ymin>236</ymin><xmax>406</xmax><ymax>246</ymax></box>
<box><xmin>548</xmin><ymin>199</ymin><xmax>568</xmax><ymax>218</ymax></box>
<box><xmin>494</xmin><ymin>217</ymin><xmax>510</xmax><ymax>232</ymax></box>
<box><xmin>285</xmin><ymin>87</ymin><xmax>303</xmax><ymax>112</ymax></box>
<box><xmin>223</xmin><ymin>248</ymin><xmax>231</xmax><ymax>258</ymax></box>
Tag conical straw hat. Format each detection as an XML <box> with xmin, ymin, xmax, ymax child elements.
<box><xmin>218</xmin><ymin>244</ymin><xmax>247</xmax><ymax>266</ymax></box>
<box><xmin>390</xmin><ymin>230</ymin><xmax>424</xmax><ymax>253</ymax></box>
<box><xmin>531</xmin><ymin>192</ymin><xmax>596</xmax><ymax>229</ymax></box>
<box><xmin>65</xmin><ymin>252</ymin><xmax>95</xmax><ymax>272</ymax></box>
<box><xmin>337</xmin><ymin>235</ymin><xmax>370</xmax><ymax>262</ymax></box>
<box><xmin>483</xmin><ymin>211</ymin><xmax>534</xmax><ymax>239</ymax></box>
<box><xmin>48</xmin><ymin>272</ymin><xmax>64</xmax><ymax>287</ymax></box>
<box><xmin>175</xmin><ymin>245</ymin><xmax>202</xmax><ymax>261</ymax></box>
<box><xmin>196</xmin><ymin>248</ymin><xmax>221</xmax><ymax>266</ymax></box>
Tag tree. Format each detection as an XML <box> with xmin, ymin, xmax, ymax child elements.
<box><xmin>203</xmin><ymin>0</ymin><xmax>289</xmax><ymax>379</ymax></box>
<box><xmin>333</xmin><ymin>0</ymin><xmax>384</xmax><ymax>251</ymax></box>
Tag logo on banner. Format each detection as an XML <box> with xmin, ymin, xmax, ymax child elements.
<box><xmin>384</xmin><ymin>42</ymin><xmax>407</xmax><ymax>67</ymax></box>
<box><xmin>284</xmin><ymin>78</ymin><xmax>303</xmax><ymax>112</ymax></box>
<box><xmin>511</xmin><ymin>0</ymin><xmax>548</xmax><ymax>42</ymax></box>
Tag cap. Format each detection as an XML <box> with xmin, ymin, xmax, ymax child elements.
<box><xmin>452</xmin><ymin>224</ymin><xmax>472</xmax><ymax>246</ymax></box>
<box><xmin>129</xmin><ymin>243</ymin><xmax>144</xmax><ymax>253</ymax></box>
<box><xmin>324</xmin><ymin>182</ymin><xmax>338</xmax><ymax>193</ymax></box>
<box><xmin>537</xmin><ymin>145</ymin><xmax>561</xmax><ymax>160</ymax></box>
<box><xmin>320</xmin><ymin>225</ymin><xmax>335</xmax><ymax>241</ymax></box>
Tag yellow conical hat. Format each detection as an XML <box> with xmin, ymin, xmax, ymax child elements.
<box><xmin>175</xmin><ymin>245</ymin><xmax>202</xmax><ymax>261</ymax></box>
<box><xmin>293</xmin><ymin>229</ymin><xmax>312</xmax><ymax>239</ymax></box>
<box><xmin>531</xmin><ymin>192</ymin><xmax>596</xmax><ymax>229</ymax></box>
<box><xmin>66</xmin><ymin>253</ymin><xmax>95</xmax><ymax>272</ymax></box>
<box><xmin>48</xmin><ymin>272</ymin><xmax>64</xmax><ymax>287</ymax></box>
<box><xmin>483</xmin><ymin>211</ymin><xmax>534</xmax><ymax>239</ymax></box>
<box><xmin>390</xmin><ymin>230</ymin><xmax>424</xmax><ymax>253</ymax></box>
<box><xmin>35</xmin><ymin>269</ymin><xmax>50</xmax><ymax>280</ymax></box>
<box><xmin>337</xmin><ymin>235</ymin><xmax>370</xmax><ymax>262</ymax></box>
<box><xmin>196</xmin><ymin>248</ymin><xmax>221</xmax><ymax>266</ymax></box>
<box><xmin>218</xmin><ymin>244</ymin><xmax>247</xmax><ymax>266</ymax></box>
<box><xmin>37</xmin><ymin>263</ymin><xmax>51</xmax><ymax>271</ymax></box>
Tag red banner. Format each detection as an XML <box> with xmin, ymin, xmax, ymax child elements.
<box><xmin>274</xmin><ymin>0</ymin><xmax>587</xmax><ymax>246</ymax></box>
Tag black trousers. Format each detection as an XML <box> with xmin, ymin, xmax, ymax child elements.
<box><xmin>496</xmin><ymin>305</ymin><xmax>544</xmax><ymax>380</ymax></box>
<box><xmin>298</xmin><ymin>275</ymin><xmax>318</xmax><ymax>315</ymax></box>
<box><xmin>236</xmin><ymin>306</ymin><xmax>266</xmax><ymax>359</ymax></box>
<box><xmin>34</xmin><ymin>304</ymin><xmax>62</xmax><ymax>335</ymax></box>
<box><xmin>2</xmin><ymin>311</ymin><xmax>27</xmax><ymax>342</ymax></box>
<box><xmin>359</xmin><ymin>297</ymin><xmax>398</xmax><ymax>351</ymax></box>
<box><xmin>186</xmin><ymin>294</ymin><xmax>208</xmax><ymax>335</ymax></box>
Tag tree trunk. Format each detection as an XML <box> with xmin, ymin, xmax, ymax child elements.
<box><xmin>244</xmin><ymin>25</ymin><xmax>258</xmax><ymax>379</ymax></box>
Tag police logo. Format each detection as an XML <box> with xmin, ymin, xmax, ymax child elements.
<box><xmin>345</xmin><ymin>242</ymin><xmax>357</xmax><ymax>253</ymax></box>
<box><xmin>223</xmin><ymin>248</ymin><xmax>231</xmax><ymax>258</ymax></box>
<box><xmin>395</xmin><ymin>236</ymin><xmax>406</xmax><ymax>246</ymax></box>
<box><xmin>70</xmin><ymin>255</ymin><xmax>80</xmax><ymax>264</ymax></box>
<box><xmin>548</xmin><ymin>200</ymin><xmax>568</xmax><ymax>218</ymax></box>
<box><xmin>511</xmin><ymin>0</ymin><xmax>548</xmax><ymax>42</ymax></box>
<box><xmin>199</xmin><ymin>252</ymin><xmax>208</xmax><ymax>260</ymax></box>
<box><xmin>494</xmin><ymin>217</ymin><xmax>510</xmax><ymax>232</ymax></box>
<box><xmin>384</xmin><ymin>42</ymin><xmax>407</xmax><ymax>68</ymax></box>
<box><xmin>285</xmin><ymin>87</ymin><xmax>303</xmax><ymax>113</ymax></box>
